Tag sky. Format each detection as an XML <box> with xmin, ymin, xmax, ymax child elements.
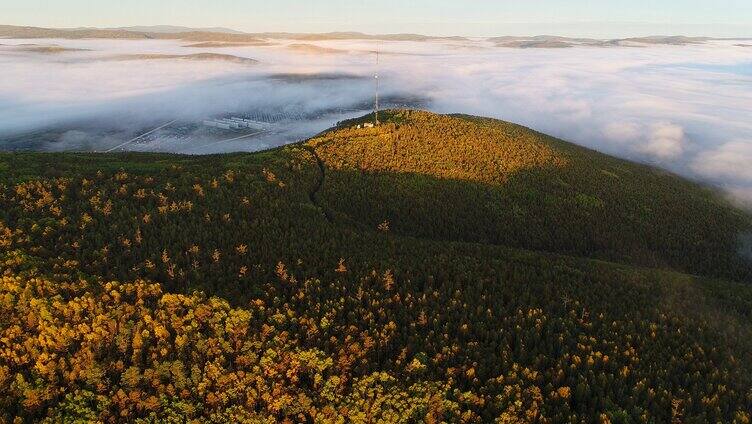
<box><xmin>3</xmin><ymin>0</ymin><xmax>752</xmax><ymax>37</ymax></box>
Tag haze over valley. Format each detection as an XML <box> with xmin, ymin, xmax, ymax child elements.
<box><xmin>2</xmin><ymin>25</ymin><xmax>751</xmax><ymax>206</ymax></box>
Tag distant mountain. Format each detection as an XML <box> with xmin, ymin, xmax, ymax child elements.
<box><xmin>617</xmin><ymin>35</ymin><xmax>710</xmax><ymax>45</ymax></box>
<box><xmin>0</xmin><ymin>24</ymin><xmax>724</xmax><ymax>47</ymax></box>
<box><xmin>111</xmin><ymin>25</ymin><xmax>243</xmax><ymax>34</ymax></box>
<box><xmin>261</xmin><ymin>32</ymin><xmax>468</xmax><ymax>42</ymax></box>
<box><xmin>0</xmin><ymin>25</ymin><xmax>268</xmax><ymax>43</ymax></box>
<box><xmin>489</xmin><ymin>35</ymin><xmax>713</xmax><ymax>48</ymax></box>
<box><xmin>0</xmin><ymin>43</ymin><xmax>89</xmax><ymax>53</ymax></box>
<box><xmin>286</xmin><ymin>43</ymin><xmax>350</xmax><ymax>54</ymax></box>
<box><xmin>0</xmin><ymin>24</ymin><xmax>150</xmax><ymax>39</ymax></box>
<box><xmin>0</xmin><ymin>24</ymin><xmax>467</xmax><ymax>42</ymax></box>
<box><xmin>182</xmin><ymin>41</ymin><xmax>271</xmax><ymax>47</ymax></box>
<box><xmin>105</xmin><ymin>52</ymin><xmax>258</xmax><ymax>64</ymax></box>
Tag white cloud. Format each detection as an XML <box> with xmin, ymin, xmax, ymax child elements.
<box><xmin>726</xmin><ymin>187</ymin><xmax>752</xmax><ymax>210</ymax></box>
<box><xmin>637</xmin><ymin>122</ymin><xmax>687</xmax><ymax>159</ymax></box>
<box><xmin>602</xmin><ymin>121</ymin><xmax>687</xmax><ymax>160</ymax></box>
<box><xmin>603</xmin><ymin>121</ymin><xmax>641</xmax><ymax>143</ymax></box>
<box><xmin>692</xmin><ymin>141</ymin><xmax>752</xmax><ymax>183</ymax></box>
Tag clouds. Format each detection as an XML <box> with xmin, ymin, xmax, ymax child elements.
<box><xmin>642</xmin><ymin>123</ymin><xmax>686</xmax><ymax>159</ymax></box>
<box><xmin>692</xmin><ymin>140</ymin><xmax>752</xmax><ymax>209</ymax></box>
<box><xmin>1</xmin><ymin>37</ymin><xmax>752</xmax><ymax>205</ymax></box>
<box><xmin>391</xmin><ymin>40</ymin><xmax>751</xmax><ymax>203</ymax></box>
<box><xmin>603</xmin><ymin>121</ymin><xmax>687</xmax><ymax>159</ymax></box>
<box><xmin>629</xmin><ymin>122</ymin><xmax>687</xmax><ymax>159</ymax></box>
<box><xmin>0</xmin><ymin>38</ymin><xmax>389</xmax><ymax>143</ymax></box>
<box><xmin>603</xmin><ymin>121</ymin><xmax>642</xmax><ymax>143</ymax></box>
<box><xmin>693</xmin><ymin>141</ymin><xmax>752</xmax><ymax>181</ymax></box>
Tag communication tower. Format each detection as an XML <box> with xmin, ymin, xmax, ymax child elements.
<box><xmin>374</xmin><ymin>42</ymin><xmax>380</xmax><ymax>125</ymax></box>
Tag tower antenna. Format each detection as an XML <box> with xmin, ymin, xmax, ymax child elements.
<box><xmin>374</xmin><ymin>42</ymin><xmax>380</xmax><ymax>125</ymax></box>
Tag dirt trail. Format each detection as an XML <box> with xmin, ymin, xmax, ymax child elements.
<box><xmin>303</xmin><ymin>146</ymin><xmax>333</xmax><ymax>223</ymax></box>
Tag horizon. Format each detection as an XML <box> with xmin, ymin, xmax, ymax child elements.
<box><xmin>3</xmin><ymin>0</ymin><xmax>752</xmax><ymax>38</ymax></box>
<box><xmin>2</xmin><ymin>22</ymin><xmax>751</xmax><ymax>40</ymax></box>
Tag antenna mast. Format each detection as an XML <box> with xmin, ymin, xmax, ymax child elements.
<box><xmin>374</xmin><ymin>42</ymin><xmax>380</xmax><ymax>125</ymax></box>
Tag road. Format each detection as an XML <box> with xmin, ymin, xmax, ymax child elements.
<box><xmin>181</xmin><ymin>129</ymin><xmax>268</xmax><ymax>154</ymax></box>
<box><xmin>104</xmin><ymin>120</ymin><xmax>177</xmax><ymax>153</ymax></box>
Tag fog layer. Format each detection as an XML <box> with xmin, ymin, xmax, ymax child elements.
<box><xmin>1</xmin><ymin>37</ymin><xmax>751</xmax><ymax>204</ymax></box>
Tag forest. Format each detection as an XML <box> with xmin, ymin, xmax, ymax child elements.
<box><xmin>1</xmin><ymin>110</ymin><xmax>751</xmax><ymax>423</ymax></box>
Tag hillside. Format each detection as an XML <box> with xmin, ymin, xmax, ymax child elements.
<box><xmin>309</xmin><ymin>111</ymin><xmax>752</xmax><ymax>282</ymax></box>
<box><xmin>0</xmin><ymin>111</ymin><xmax>751</xmax><ymax>422</ymax></box>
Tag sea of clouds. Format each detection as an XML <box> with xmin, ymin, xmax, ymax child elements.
<box><xmin>0</xmin><ymin>37</ymin><xmax>751</xmax><ymax>205</ymax></box>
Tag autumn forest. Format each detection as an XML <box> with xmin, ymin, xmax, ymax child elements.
<box><xmin>1</xmin><ymin>111</ymin><xmax>751</xmax><ymax>423</ymax></box>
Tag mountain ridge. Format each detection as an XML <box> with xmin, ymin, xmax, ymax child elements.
<box><xmin>108</xmin><ymin>25</ymin><xmax>243</xmax><ymax>34</ymax></box>
<box><xmin>0</xmin><ymin>24</ymin><xmax>735</xmax><ymax>46</ymax></box>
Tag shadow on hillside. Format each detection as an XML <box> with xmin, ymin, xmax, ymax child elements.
<box><xmin>316</xmin><ymin>162</ymin><xmax>752</xmax><ymax>283</ymax></box>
